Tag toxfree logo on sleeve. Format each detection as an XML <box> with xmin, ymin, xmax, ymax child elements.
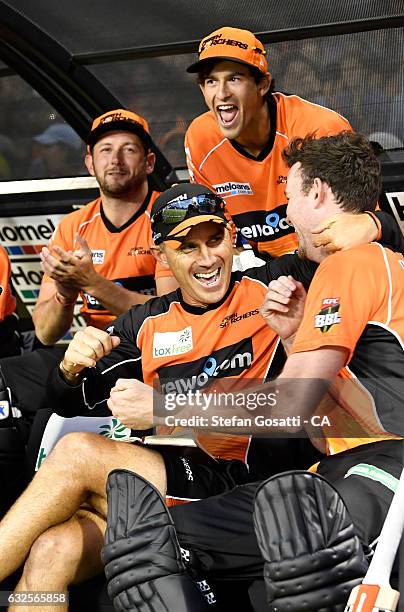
<box><xmin>153</xmin><ymin>326</ymin><xmax>193</xmax><ymax>357</ymax></box>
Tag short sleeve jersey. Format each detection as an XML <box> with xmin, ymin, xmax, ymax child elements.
<box><xmin>185</xmin><ymin>92</ymin><xmax>352</xmax><ymax>256</ymax></box>
<box><xmin>0</xmin><ymin>245</ymin><xmax>16</xmax><ymax>321</ymax></box>
<box><xmin>59</xmin><ymin>255</ymin><xmax>317</xmax><ymax>465</ymax></box>
<box><xmin>44</xmin><ymin>190</ymin><xmax>172</xmax><ymax>329</ymax></box>
<box><xmin>292</xmin><ymin>243</ymin><xmax>404</xmax><ymax>454</ymax></box>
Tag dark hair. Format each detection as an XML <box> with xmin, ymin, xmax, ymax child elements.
<box><xmin>282</xmin><ymin>131</ymin><xmax>381</xmax><ymax>213</ymax></box>
<box><xmin>197</xmin><ymin>59</ymin><xmax>275</xmax><ymax>93</ymax></box>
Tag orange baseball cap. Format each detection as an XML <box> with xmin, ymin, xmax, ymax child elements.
<box><xmin>187</xmin><ymin>26</ymin><xmax>268</xmax><ymax>74</ymax></box>
<box><xmin>87</xmin><ymin>108</ymin><xmax>152</xmax><ymax>149</ymax></box>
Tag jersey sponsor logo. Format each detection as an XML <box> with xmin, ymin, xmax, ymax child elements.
<box><xmin>91</xmin><ymin>250</ymin><xmax>105</xmax><ymax>264</ymax></box>
<box><xmin>213</xmin><ymin>181</ymin><xmax>253</xmax><ymax>198</ymax></box>
<box><xmin>314</xmin><ymin>298</ymin><xmax>341</xmax><ymax>332</ymax></box>
<box><xmin>277</xmin><ymin>175</ymin><xmax>287</xmax><ymax>184</ymax></box>
<box><xmin>159</xmin><ymin>338</ymin><xmax>253</xmax><ymax>393</ymax></box>
<box><xmin>220</xmin><ymin>309</ymin><xmax>259</xmax><ymax>328</ymax></box>
<box><xmin>127</xmin><ymin>246</ymin><xmax>151</xmax><ymax>256</ymax></box>
<box><xmin>153</xmin><ymin>326</ymin><xmax>193</xmax><ymax>357</ymax></box>
<box><xmin>233</xmin><ymin>205</ymin><xmax>294</xmax><ymax>242</ymax></box>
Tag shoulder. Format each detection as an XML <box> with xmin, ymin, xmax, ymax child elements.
<box><xmin>314</xmin><ymin>244</ymin><xmax>386</xmax><ymax>281</ymax></box>
<box><xmin>240</xmin><ymin>254</ymin><xmax>318</xmax><ymax>289</ymax></box>
<box><xmin>57</xmin><ymin>198</ymin><xmax>101</xmax><ymax>231</ymax></box>
<box><xmin>185</xmin><ymin>112</ymin><xmax>226</xmax><ymax>156</ymax></box>
<box><xmin>145</xmin><ymin>191</ymin><xmax>161</xmax><ymax>217</ymax></box>
<box><xmin>274</xmin><ymin>92</ymin><xmax>352</xmax><ymax>133</ymax></box>
<box><xmin>125</xmin><ymin>290</ymin><xmax>181</xmax><ymax>326</ymax></box>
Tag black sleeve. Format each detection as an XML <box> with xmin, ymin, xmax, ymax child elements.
<box><xmin>374</xmin><ymin>211</ymin><xmax>404</xmax><ymax>253</ymax></box>
<box><xmin>47</xmin><ymin>307</ymin><xmax>144</xmax><ymax>418</ymax></box>
<box><xmin>243</xmin><ymin>254</ymin><xmax>318</xmax><ymax>290</ymax></box>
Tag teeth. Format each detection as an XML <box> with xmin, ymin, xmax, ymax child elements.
<box><xmin>218</xmin><ymin>105</ymin><xmax>236</xmax><ymax>110</ymax></box>
<box><xmin>195</xmin><ymin>270</ymin><xmax>218</xmax><ymax>279</ymax></box>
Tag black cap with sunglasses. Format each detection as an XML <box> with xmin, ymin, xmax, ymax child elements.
<box><xmin>151</xmin><ymin>183</ymin><xmax>228</xmax><ymax>246</ymax></box>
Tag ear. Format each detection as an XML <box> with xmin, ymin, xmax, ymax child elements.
<box><xmin>145</xmin><ymin>151</ymin><xmax>156</xmax><ymax>175</ymax></box>
<box><xmin>85</xmin><ymin>152</ymin><xmax>95</xmax><ymax>176</ymax></box>
<box><xmin>199</xmin><ymin>82</ymin><xmax>208</xmax><ymax>104</ymax></box>
<box><xmin>312</xmin><ymin>177</ymin><xmax>327</xmax><ymax>208</ymax></box>
<box><xmin>257</xmin><ymin>73</ymin><xmax>271</xmax><ymax>98</ymax></box>
<box><xmin>150</xmin><ymin>245</ymin><xmax>168</xmax><ymax>266</ymax></box>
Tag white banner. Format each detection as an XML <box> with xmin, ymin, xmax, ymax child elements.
<box><xmin>35</xmin><ymin>414</ymin><xmax>132</xmax><ymax>470</ymax></box>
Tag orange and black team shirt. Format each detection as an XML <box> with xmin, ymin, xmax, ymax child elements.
<box><xmin>0</xmin><ymin>245</ymin><xmax>19</xmax><ymax>355</ymax></box>
<box><xmin>0</xmin><ymin>245</ymin><xmax>16</xmax><ymax>322</ymax></box>
<box><xmin>292</xmin><ymin>243</ymin><xmax>404</xmax><ymax>455</ymax></box>
<box><xmin>185</xmin><ymin>92</ymin><xmax>352</xmax><ymax>256</ymax></box>
<box><xmin>56</xmin><ymin>255</ymin><xmax>317</xmax><ymax>466</ymax></box>
<box><xmin>43</xmin><ymin>189</ymin><xmax>172</xmax><ymax>329</ymax></box>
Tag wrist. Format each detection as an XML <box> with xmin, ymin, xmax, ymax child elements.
<box><xmin>54</xmin><ymin>291</ymin><xmax>77</xmax><ymax>308</ymax></box>
<box><xmin>82</xmin><ymin>270</ymin><xmax>101</xmax><ymax>295</ymax></box>
<box><xmin>59</xmin><ymin>360</ymin><xmax>84</xmax><ymax>384</ymax></box>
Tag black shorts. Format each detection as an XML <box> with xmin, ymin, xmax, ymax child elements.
<box><xmin>159</xmin><ymin>446</ymin><xmax>250</xmax><ymax>505</ymax></box>
<box><xmin>170</xmin><ymin>439</ymin><xmax>403</xmax><ymax>579</ymax></box>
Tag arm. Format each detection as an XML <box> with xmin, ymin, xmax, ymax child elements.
<box><xmin>33</xmin><ymin>280</ymin><xmax>77</xmax><ymax>345</ymax></box>
<box><xmin>54</xmin><ymin>234</ymin><xmax>158</xmax><ymax>313</ymax></box>
<box><xmin>47</xmin><ymin>308</ymin><xmax>144</xmax><ymax>418</ymax></box>
<box><xmin>312</xmin><ymin>210</ymin><xmax>404</xmax><ymax>254</ymax></box>
<box><xmin>155</xmin><ymin>275</ymin><xmax>178</xmax><ymax>296</ymax></box>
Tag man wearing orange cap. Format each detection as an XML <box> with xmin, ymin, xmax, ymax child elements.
<box><xmin>0</xmin><ymin>109</ymin><xmax>177</xmax><ymax>511</ymax></box>
<box><xmin>185</xmin><ymin>26</ymin><xmax>386</xmax><ymax>258</ymax></box>
<box><xmin>34</xmin><ymin>108</ymin><xmax>175</xmax><ymax>345</ymax></box>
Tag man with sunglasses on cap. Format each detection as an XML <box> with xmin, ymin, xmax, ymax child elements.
<box><xmin>0</xmin><ymin>182</ymin><xmax>323</xmax><ymax>605</ymax></box>
<box><xmin>185</xmin><ymin>26</ymin><xmax>394</xmax><ymax>258</ymax></box>
<box><xmin>0</xmin><ymin>109</ymin><xmax>177</xmax><ymax>511</ymax></box>
<box><xmin>0</xmin><ymin>169</ymin><xmax>401</xmax><ymax>607</ymax></box>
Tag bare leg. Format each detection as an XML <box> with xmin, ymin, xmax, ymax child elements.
<box><xmin>9</xmin><ymin>508</ymin><xmax>106</xmax><ymax>612</ymax></box>
<box><xmin>0</xmin><ymin>432</ymin><xmax>166</xmax><ymax>582</ymax></box>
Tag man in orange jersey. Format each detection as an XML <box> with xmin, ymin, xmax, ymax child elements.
<box><xmin>0</xmin><ymin>109</ymin><xmax>177</xmax><ymax>422</ymax></box>
<box><xmin>34</xmin><ymin>108</ymin><xmax>176</xmax><ymax>344</ymax></box>
<box><xmin>0</xmin><ymin>110</ymin><xmax>177</xmax><ymax>516</ymax></box>
<box><xmin>185</xmin><ymin>26</ymin><xmax>392</xmax><ymax>258</ymax></box>
<box><xmin>102</xmin><ymin>133</ymin><xmax>403</xmax><ymax>611</ymax></box>
<box><xmin>0</xmin><ymin>183</ymin><xmax>324</xmax><ymax>606</ymax></box>
<box><xmin>0</xmin><ymin>172</ymin><xmax>401</xmax><ymax>608</ymax></box>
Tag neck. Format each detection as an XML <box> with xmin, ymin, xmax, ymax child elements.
<box><xmin>100</xmin><ymin>181</ymin><xmax>148</xmax><ymax>228</ymax></box>
<box><xmin>235</xmin><ymin>99</ymin><xmax>270</xmax><ymax>157</ymax></box>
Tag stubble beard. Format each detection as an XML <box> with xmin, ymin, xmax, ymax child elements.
<box><xmin>98</xmin><ymin>170</ymin><xmax>147</xmax><ymax>199</ymax></box>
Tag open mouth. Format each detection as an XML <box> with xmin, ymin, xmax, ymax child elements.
<box><xmin>194</xmin><ymin>268</ymin><xmax>221</xmax><ymax>287</ymax></box>
<box><xmin>217</xmin><ymin>105</ymin><xmax>238</xmax><ymax>127</ymax></box>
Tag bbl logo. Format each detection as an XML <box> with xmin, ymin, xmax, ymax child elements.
<box><xmin>314</xmin><ymin>298</ymin><xmax>341</xmax><ymax>333</ymax></box>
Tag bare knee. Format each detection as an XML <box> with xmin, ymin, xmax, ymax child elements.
<box><xmin>23</xmin><ymin>529</ymin><xmax>76</xmax><ymax>587</ymax></box>
<box><xmin>50</xmin><ymin>431</ymin><xmax>103</xmax><ymax>467</ymax></box>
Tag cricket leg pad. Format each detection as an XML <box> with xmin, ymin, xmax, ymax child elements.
<box><xmin>102</xmin><ymin>469</ymin><xmax>211</xmax><ymax>611</ymax></box>
<box><xmin>253</xmin><ymin>470</ymin><xmax>368</xmax><ymax>611</ymax></box>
